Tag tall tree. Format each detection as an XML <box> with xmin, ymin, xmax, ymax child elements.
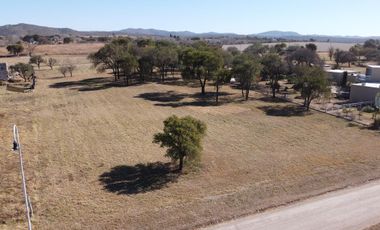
<box><xmin>120</xmin><ymin>53</ymin><xmax>138</xmax><ymax>86</ymax></box>
<box><xmin>294</xmin><ymin>66</ymin><xmax>330</xmax><ymax>111</ymax></box>
<box><xmin>88</xmin><ymin>38</ymin><xmax>132</xmax><ymax>81</ymax></box>
<box><xmin>6</xmin><ymin>44</ymin><xmax>24</xmax><ymax>56</ymax></box>
<box><xmin>153</xmin><ymin>115</ymin><xmax>207</xmax><ymax>172</ymax></box>
<box><xmin>334</xmin><ymin>50</ymin><xmax>357</xmax><ymax>67</ymax></box>
<box><xmin>9</xmin><ymin>63</ymin><xmax>34</xmax><ymax>82</ymax></box>
<box><xmin>153</xmin><ymin>45</ymin><xmax>178</xmax><ymax>82</ymax></box>
<box><xmin>181</xmin><ymin>47</ymin><xmax>223</xmax><ymax>95</ymax></box>
<box><xmin>305</xmin><ymin>43</ymin><xmax>317</xmax><ymax>52</ymax></box>
<box><xmin>243</xmin><ymin>42</ymin><xmax>269</xmax><ymax>57</ymax></box>
<box><xmin>328</xmin><ymin>47</ymin><xmax>335</xmax><ymax>61</ymax></box>
<box><xmin>29</xmin><ymin>55</ymin><xmax>44</xmax><ymax>69</ymax></box>
<box><xmin>261</xmin><ymin>53</ymin><xmax>287</xmax><ymax>98</ymax></box>
<box><xmin>232</xmin><ymin>54</ymin><xmax>262</xmax><ymax>100</ymax></box>
<box><xmin>288</xmin><ymin>47</ymin><xmax>321</xmax><ymax>66</ymax></box>
<box><xmin>214</xmin><ymin>68</ymin><xmax>231</xmax><ymax>104</ymax></box>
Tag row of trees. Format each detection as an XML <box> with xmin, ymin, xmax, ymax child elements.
<box><xmin>328</xmin><ymin>39</ymin><xmax>380</xmax><ymax>68</ymax></box>
<box><xmin>88</xmin><ymin>38</ymin><xmax>329</xmax><ymax>109</ymax></box>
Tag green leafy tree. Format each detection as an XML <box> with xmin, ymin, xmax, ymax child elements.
<box><xmin>243</xmin><ymin>42</ymin><xmax>268</xmax><ymax>57</ymax></box>
<box><xmin>181</xmin><ymin>47</ymin><xmax>223</xmax><ymax>95</ymax></box>
<box><xmin>153</xmin><ymin>115</ymin><xmax>207</xmax><ymax>172</ymax></box>
<box><xmin>6</xmin><ymin>44</ymin><xmax>24</xmax><ymax>56</ymax></box>
<box><xmin>305</xmin><ymin>43</ymin><xmax>317</xmax><ymax>52</ymax></box>
<box><xmin>294</xmin><ymin>66</ymin><xmax>330</xmax><ymax>111</ymax></box>
<box><xmin>232</xmin><ymin>54</ymin><xmax>262</xmax><ymax>100</ymax></box>
<box><xmin>88</xmin><ymin>38</ymin><xmax>131</xmax><ymax>81</ymax></box>
<box><xmin>29</xmin><ymin>55</ymin><xmax>45</xmax><ymax>69</ymax></box>
<box><xmin>226</xmin><ymin>46</ymin><xmax>241</xmax><ymax>56</ymax></box>
<box><xmin>261</xmin><ymin>53</ymin><xmax>287</xmax><ymax>98</ymax></box>
<box><xmin>273</xmin><ymin>43</ymin><xmax>287</xmax><ymax>55</ymax></box>
<box><xmin>63</xmin><ymin>37</ymin><xmax>73</xmax><ymax>44</ymax></box>
<box><xmin>288</xmin><ymin>47</ymin><xmax>321</xmax><ymax>66</ymax></box>
<box><xmin>120</xmin><ymin>53</ymin><xmax>138</xmax><ymax>85</ymax></box>
<box><xmin>137</xmin><ymin>48</ymin><xmax>155</xmax><ymax>82</ymax></box>
<box><xmin>153</xmin><ymin>44</ymin><xmax>178</xmax><ymax>82</ymax></box>
<box><xmin>334</xmin><ymin>50</ymin><xmax>357</xmax><ymax>67</ymax></box>
<box><xmin>214</xmin><ymin>68</ymin><xmax>231</xmax><ymax>104</ymax></box>
<box><xmin>349</xmin><ymin>44</ymin><xmax>364</xmax><ymax>65</ymax></box>
<box><xmin>9</xmin><ymin>63</ymin><xmax>34</xmax><ymax>82</ymax></box>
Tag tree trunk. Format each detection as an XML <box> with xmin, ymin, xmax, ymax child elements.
<box><xmin>179</xmin><ymin>157</ymin><xmax>184</xmax><ymax>172</ymax></box>
<box><xmin>216</xmin><ymin>82</ymin><xmax>219</xmax><ymax>104</ymax></box>
<box><xmin>245</xmin><ymin>87</ymin><xmax>249</xmax><ymax>101</ymax></box>
<box><xmin>272</xmin><ymin>87</ymin><xmax>276</xmax><ymax>98</ymax></box>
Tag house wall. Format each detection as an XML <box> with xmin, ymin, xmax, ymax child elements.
<box><xmin>367</xmin><ymin>67</ymin><xmax>380</xmax><ymax>82</ymax></box>
<box><xmin>350</xmin><ymin>85</ymin><xmax>380</xmax><ymax>102</ymax></box>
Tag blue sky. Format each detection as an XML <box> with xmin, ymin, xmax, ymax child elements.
<box><xmin>2</xmin><ymin>0</ymin><xmax>380</xmax><ymax>36</ymax></box>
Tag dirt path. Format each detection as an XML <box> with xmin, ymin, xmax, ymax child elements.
<box><xmin>207</xmin><ymin>180</ymin><xmax>380</xmax><ymax>230</ymax></box>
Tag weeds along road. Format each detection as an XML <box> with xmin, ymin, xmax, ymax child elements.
<box><xmin>207</xmin><ymin>180</ymin><xmax>380</xmax><ymax>230</ymax></box>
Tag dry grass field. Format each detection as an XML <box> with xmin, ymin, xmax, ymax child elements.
<box><xmin>1</xmin><ymin>50</ymin><xmax>380</xmax><ymax>230</ymax></box>
<box><xmin>0</xmin><ymin>43</ymin><xmax>104</xmax><ymax>56</ymax></box>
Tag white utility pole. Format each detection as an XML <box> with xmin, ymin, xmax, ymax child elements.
<box><xmin>13</xmin><ymin>125</ymin><xmax>32</xmax><ymax>230</ymax></box>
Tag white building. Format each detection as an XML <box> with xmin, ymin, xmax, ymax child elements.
<box><xmin>325</xmin><ymin>69</ymin><xmax>359</xmax><ymax>84</ymax></box>
<box><xmin>350</xmin><ymin>83</ymin><xmax>380</xmax><ymax>102</ymax></box>
<box><xmin>365</xmin><ymin>65</ymin><xmax>380</xmax><ymax>82</ymax></box>
<box><xmin>0</xmin><ymin>63</ymin><xmax>9</xmax><ymax>81</ymax></box>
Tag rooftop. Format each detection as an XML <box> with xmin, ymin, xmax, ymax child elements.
<box><xmin>352</xmin><ymin>83</ymin><xmax>380</xmax><ymax>89</ymax></box>
<box><xmin>326</xmin><ymin>69</ymin><xmax>359</xmax><ymax>74</ymax></box>
<box><xmin>368</xmin><ymin>65</ymin><xmax>380</xmax><ymax>69</ymax></box>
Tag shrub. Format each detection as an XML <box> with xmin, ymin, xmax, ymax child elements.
<box><xmin>361</xmin><ymin>106</ymin><xmax>375</xmax><ymax>113</ymax></box>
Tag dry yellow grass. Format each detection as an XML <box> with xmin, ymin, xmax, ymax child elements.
<box><xmin>1</xmin><ymin>54</ymin><xmax>380</xmax><ymax>230</ymax></box>
<box><xmin>0</xmin><ymin>43</ymin><xmax>104</xmax><ymax>56</ymax></box>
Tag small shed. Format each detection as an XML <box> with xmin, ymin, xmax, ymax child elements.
<box><xmin>350</xmin><ymin>83</ymin><xmax>380</xmax><ymax>102</ymax></box>
<box><xmin>366</xmin><ymin>65</ymin><xmax>380</xmax><ymax>82</ymax></box>
<box><xmin>0</xmin><ymin>63</ymin><xmax>9</xmax><ymax>81</ymax></box>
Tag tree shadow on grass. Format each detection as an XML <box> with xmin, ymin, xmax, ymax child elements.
<box><xmin>154</xmin><ymin>77</ymin><xmax>202</xmax><ymax>88</ymax></box>
<box><xmin>258</xmin><ymin>105</ymin><xmax>309</xmax><ymax>117</ymax></box>
<box><xmin>135</xmin><ymin>91</ymin><xmax>233</xmax><ymax>107</ymax></box>
<box><xmin>135</xmin><ymin>91</ymin><xmax>190</xmax><ymax>102</ymax></box>
<box><xmin>257</xmin><ymin>96</ymin><xmax>288</xmax><ymax>103</ymax></box>
<box><xmin>49</xmin><ymin>77</ymin><xmax>144</xmax><ymax>92</ymax></box>
<box><xmin>99</xmin><ymin>162</ymin><xmax>179</xmax><ymax>195</ymax></box>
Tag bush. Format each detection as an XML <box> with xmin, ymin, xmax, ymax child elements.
<box><xmin>361</xmin><ymin>106</ymin><xmax>375</xmax><ymax>113</ymax></box>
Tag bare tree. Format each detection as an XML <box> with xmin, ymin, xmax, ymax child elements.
<box><xmin>47</xmin><ymin>58</ymin><xmax>58</xmax><ymax>70</ymax></box>
<box><xmin>59</xmin><ymin>66</ymin><xmax>68</xmax><ymax>77</ymax></box>
<box><xmin>66</xmin><ymin>63</ymin><xmax>77</xmax><ymax>77</ymax></box>
<box><xmin>26</xmin><ymin>43</ymin><xmax>37</xmax><ymax>57</ymax></box>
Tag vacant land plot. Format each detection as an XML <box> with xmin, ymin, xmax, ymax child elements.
<box><xmin>0</xmin><ymin>43</ymin><xmax>104</xmax><ymax>56</ymax></box>
<box><xmin>1</xmin><ymin>55</ymin><xmax>380</xmax><ymax>230</ymax></box>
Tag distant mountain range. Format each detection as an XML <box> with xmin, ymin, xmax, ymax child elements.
<box><xmin>0</xmin><ymin>23</ymin><xmax>379</xmax><ymax>43</ymax></box>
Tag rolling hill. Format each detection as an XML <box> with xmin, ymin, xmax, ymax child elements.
<box><xmin>0</xmin><ymin>23</ymin><xmax>379</xmax><ymax>43</ymax></box>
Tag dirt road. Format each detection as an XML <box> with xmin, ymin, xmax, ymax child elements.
<box><xmin>207</xmin><ymin>180</ymin><xmax>380</xmax><ymax>230</ymax></box>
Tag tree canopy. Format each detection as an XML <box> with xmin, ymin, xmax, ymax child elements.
<box><xmin>153</xmin><ymin>115</ymin><xmax>207</xmax><ymax>172</ymax></box>
<box><xmin>232</xmin><ymin>54</ymin><xmax>262</xmax><ymax>100</ymax></box>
